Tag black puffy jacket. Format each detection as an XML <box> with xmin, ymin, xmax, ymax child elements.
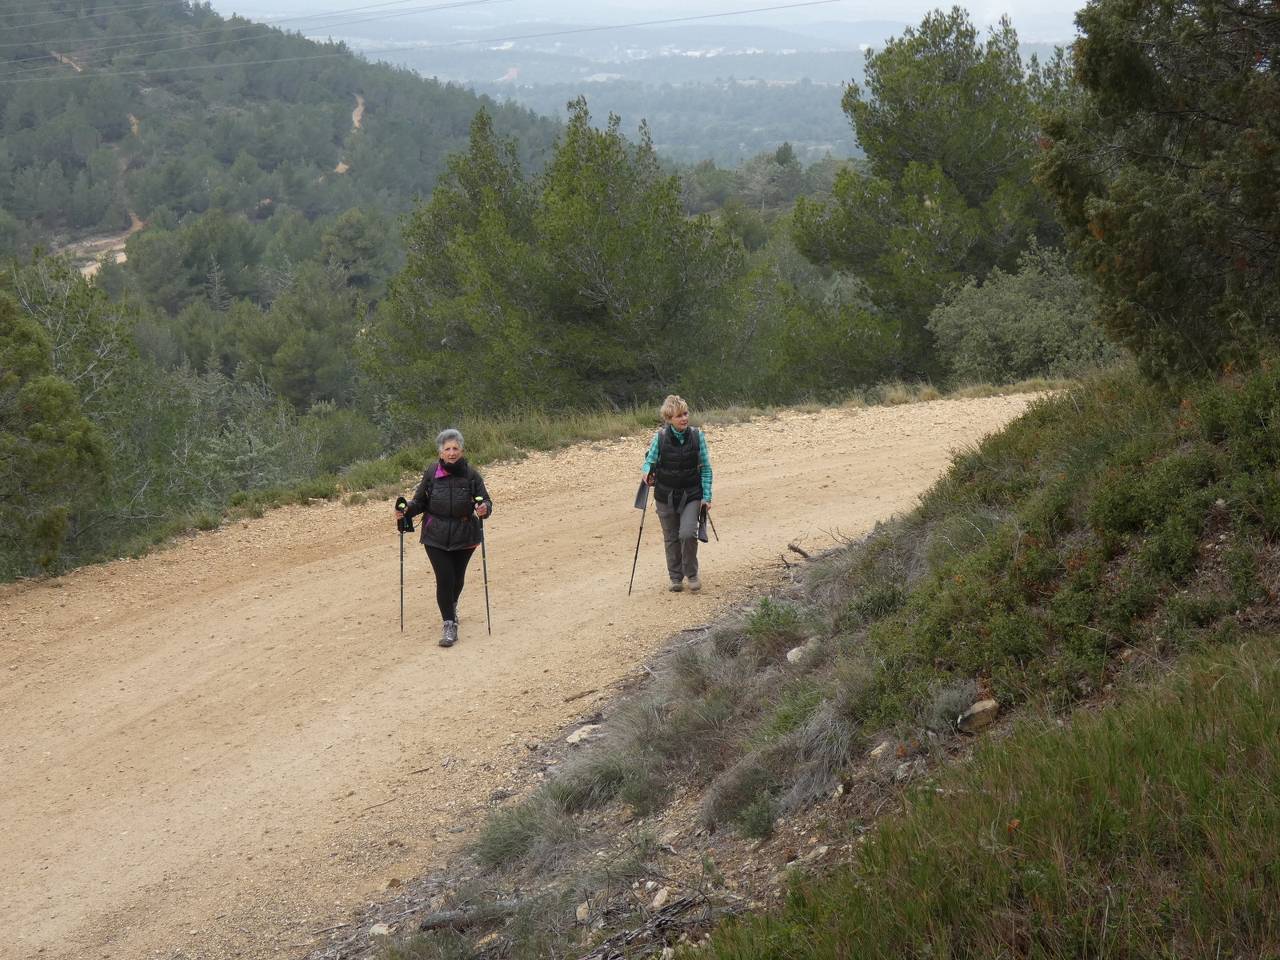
<box><xmin>403</xmin><ymin>458</ymin><xmax>493</xmax><ymax>551</ymax></box>
<box><xmin>654</xmin><ymin>426</ymin><xmax>702</xmax><ymax>506</ymax></box>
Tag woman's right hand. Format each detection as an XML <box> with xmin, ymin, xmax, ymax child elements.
<box><xmin>641</xmin><ymin>472</ymin><xmax>655</xmax><ymax>486</ymax></box>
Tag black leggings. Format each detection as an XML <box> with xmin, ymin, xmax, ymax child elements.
<box><xmin>424</xmin><ymin>545</ymin><xmax>476</xmax><ymax>622</ymax></box>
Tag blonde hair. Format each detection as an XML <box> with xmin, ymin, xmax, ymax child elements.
<box><xmin>659</xmin><ymin>394</ymin><xmax>689</xmax><ymax>423</ymax></box>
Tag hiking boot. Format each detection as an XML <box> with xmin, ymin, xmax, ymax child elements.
<box><xmin>668</xmin><ymin>580</ymin><xmax>684</xmax><ymax>592</ymax></box>
<box><xmin>687</xmin><ymin>577</ymin><xmax>702</xmax><ymax>592</ymax></box>
<box><xmin>438</xmin><ymin>620</ymin><xmax>458</xmax><ymax>647</ymax></box>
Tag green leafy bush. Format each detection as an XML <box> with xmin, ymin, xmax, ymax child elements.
<box><xmin>927</xmin><ymin>244</ymin><xmax>1119</xmax><ymax>385</ymax></box>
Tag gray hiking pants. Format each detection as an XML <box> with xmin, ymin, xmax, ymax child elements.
<box><xmin>656</xmin><ymin>496</ymin><xmax>701</xmax><ymax>583</ymax></box>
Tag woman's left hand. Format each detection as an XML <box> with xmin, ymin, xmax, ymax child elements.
<box><xmin>475</xmin><ymin>503</ymin><xmax>490</xmax><ymax>518</ymax></box>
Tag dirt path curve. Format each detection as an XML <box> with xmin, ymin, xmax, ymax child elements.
<box><xmin>334</xmin><ymin>95</ymin><xmax>365</xmax><ymax>174</ymax></box>
<box><xmin>65</xmin><ymin>211</ymin><xmax>145</xmax><ymax>279</ymax></box>
<box><xmin>0</xmin><ymin>395</ymin><xmax>1035</xmax><ymax>960</ymax></box>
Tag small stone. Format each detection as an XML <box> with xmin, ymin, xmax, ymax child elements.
<box><xmin>661</xmin><ymin>948</ymin><xmax>676</xmax><ymax>960</ymax></box>
<box><xmin>651</xmin><ymin>886</ymin><xmax>671</xmax><ymax>909</ymax></box>
<box><xmin>566</xmin><ymin>724</ymin><xmax>603</xmax><ymax>745</ymax></box>
<box><xmin>645</xmin><ymin>880</ymin><xmax>658</xmax><ymax>892</ymax></box>
<box><xmin>869</xmin><ymin>740</ymin><xmax>893</xmax><ymax>759</ymax></box>
<box><xmin>575</xmin><ymin>901</ymin><xmax>590</xmax><ymax>923</ymax></box>
<box><xmin>369</xmin><ymin>923</ymin><xmax>391</xmax><ymax>937</ymax></box>
<box><xmin>894</xmin><ymin>760</ymin><xmax>923</xmax><ymax>782</ymax></box>
<box><xmin>785</xmin><ymin>645</ymin><xmax>806</xmax><ymax>664</ymax></box>
<box><xmin>957</xmin><ymin>698</ymin><xmax>999</xmax><ymax>734</ymax></box>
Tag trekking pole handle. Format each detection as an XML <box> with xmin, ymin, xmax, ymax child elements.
<box><xmin>394</xmin><ymin>496</ymin><xmax>414</xmax><ymax>532</ymax></box>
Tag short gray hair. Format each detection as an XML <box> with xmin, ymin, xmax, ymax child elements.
<box><xmin>436</xmin><ymin>428</ymin><xmax>464</xmax><ymax>451</ymax></box>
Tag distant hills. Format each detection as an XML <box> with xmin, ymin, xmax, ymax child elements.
<box><xmin>302</xmin><ymin>11</ymin><xmax>1062</xmax><ymax>165</ymax></box>
<box><xmin>0</xmin><ymin>0</ymin><xmax>559</xmax><ymax>256</ymax></box>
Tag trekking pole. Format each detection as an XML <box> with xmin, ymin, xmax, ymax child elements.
<box><xmin>394</xmin><ymin>496</ymin><xmax>410</xmax><ymax>632</ymax></box>
<box><xmin>707</xmin><ymin>509</ymin><xmax>719</xmax><ymax>543</ymax></box>
<box><xmin>475</xmin><ymin>497</ymin><xmax>492</xmax><ymax>636</ymax></box>
<box><xmin>628</xmin><ymin>480</ymin><xmax>650</xmax><ymax>596</ymax></box>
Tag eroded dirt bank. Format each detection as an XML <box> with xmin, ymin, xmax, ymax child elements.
<box><xmin>0</xmin><ymin>395</ymin><xmax>1036</xmax><ymax>960</ymax></box>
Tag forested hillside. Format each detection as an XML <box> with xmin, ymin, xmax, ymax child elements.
<box><xmin>0</xmin><ymin>0</ymin><xmax>558</xmax><ymax>257</ymax></box>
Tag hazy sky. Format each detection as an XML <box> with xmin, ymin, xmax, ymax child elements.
<box><xmin>205</xmin><ymin>0</ymin><xmax>1087</xmax><ymax>43</ymax></box>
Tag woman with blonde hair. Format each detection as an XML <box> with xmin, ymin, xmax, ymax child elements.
<box><xmin>640</xmin><ymin>395</ymin><xmax>713</xmax><ymax>592</ymax></box>
<box><xmin>395</xmin><ymin>428</ymin><xmax>492</xmax><ymax>647</ymax></box>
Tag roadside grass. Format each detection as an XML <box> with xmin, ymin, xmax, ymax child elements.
<box><xmin>208</xmin><ymin>377</ymin><xmax>1052</xmax><ymax>532</ymax></box>
<box><xmin>704</xmin><ymin>638</ymin><xmax>1280</xmax><ymax>959</ymax></box>
<box><xmin>470</xmin><ymin>361</ymin><xmax>1280</xmax><ymax>878</ymax></box>
<box><xmin>12</xmin><ymin>377</ymin><xmax>1050</xmax><ymax>581</ymax></box>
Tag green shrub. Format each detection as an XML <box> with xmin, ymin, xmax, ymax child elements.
<box><xmin>473</xmin><ymin>797</ymin><xmax>578</xmax><ymax>871</ymax></box>
<box><xmin>846</xmin><ymin>582</ymin><xmax>905</xmax><ymax>626</ymax></box>
<box><xmin>706</xmin><ymin>643</ymin><xmax>1280</xmax><ymax>960</ymax></box>
<box><xmin>927</xmin><ymin>243</ymin><xmax>1119</xmax><ymax>385</ymax></box>
<box><xmin>745</xmin><ymin>599</ymin><xmax>809</xmax><ymax>661</ymax></box>
<box><xmin>735</xmin><ymin>796</ymin><xmax>778</xmax><ymax>840</ymax></box>
<box><xmin>193</xmin><ymin>513</ymin><xmax>220</xmax><ymax>531</ymax></box>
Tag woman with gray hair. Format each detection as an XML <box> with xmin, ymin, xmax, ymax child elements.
<box><xmin>394</xmin><ymin>428</ymin><xmax>493</xmax><ymax>647</ymax></box>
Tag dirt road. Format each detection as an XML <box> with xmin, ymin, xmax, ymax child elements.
<box><xmin>0</xmin><ymin>396</ymin><xmax>1035</xmax><ymax>960</ymax></box>
<box><xmin>61</xmin><ymin>211</ymin><xmax>145</xmax><ymax>279</ymax></box>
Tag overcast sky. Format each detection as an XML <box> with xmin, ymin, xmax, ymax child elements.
<box><xmin>204</xmin><ymin>0</ymin><xmax>1087</xmax><ymax>43</ymax></box>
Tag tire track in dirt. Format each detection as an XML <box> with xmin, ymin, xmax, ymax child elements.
<box><xmin>0</xmin><ymin>395</ymin><xmax>1037</xmax><ymax>960</ymax></box>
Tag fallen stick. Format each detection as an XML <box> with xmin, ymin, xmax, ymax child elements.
<box><xmin>575</xmin><ymin>895</ymin><xmax>701</xmax><ymax>959</ymax></box>
<box><xmin>418</xmin><ymin>898</ymin><xmax>527</xmax><ymax>932</ymax></box>
<box><xmin>310</xmin><ymin>922</ymin><xmax>350</xmax><ymax>935</ymax></box>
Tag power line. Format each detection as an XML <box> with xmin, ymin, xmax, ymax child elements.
<box><xmin>0</xmin><ymin>0</ymin><xmax>847</xmax><ymax>85</ymax></box>
<box><xmin>0</xmin><ymin>0</ymin><xmax>506</xmax><ymax>52</ymax></box>
<box><xmin>2</xmin><ymin>0</ymin><xmax>198</xmax><ymax>31</ymax></box>
<box><xmin>0</xmin><ymin>0</ymin><xmax>515</xmax><ymax>78</ymax></box>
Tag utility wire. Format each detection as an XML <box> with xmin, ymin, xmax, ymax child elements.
<box><xmin>0</xmin><ymin>0</ymin><xmax>514</xmax><ymax>77</ymax></box>
<box><xmin>0</xmin><ymin>0</ymin><xmax>846</xmax><ymax>85</ymax></box>
<box><xmin>0</xmin><ymin>0</ymin><xmax>509</xmax><ymax>52</ymax></box>
<box><xmin>3</xmin><ymin>0</ymin><xmax>201</xmax><ymax>31</ymax></box>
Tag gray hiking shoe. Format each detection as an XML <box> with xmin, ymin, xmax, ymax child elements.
<box><xmin>668</xmin><ymin>580</ymin><xmax>684</xmax><ymax>592</ymax></box>
<box><xmin>439</xmin><ymin>620</ymin><xmax>458</xmax><ymax>647</ymax></box>
<box><xmin>687</xmin><ymin>577</ymin><xmax>702</xmax><ymax>592</ymax></box>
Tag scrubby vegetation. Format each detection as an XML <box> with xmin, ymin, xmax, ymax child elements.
<box><xmin>708</xmin><ymin>639</ymin><xmax>1280</xmax><ymax>958</ymax></box>
<box><xmin>422</xmin><ymin>362</ymin><xmax>1279</xmax><ymax>957</ymax></box>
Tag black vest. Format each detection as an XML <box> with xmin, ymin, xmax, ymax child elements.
<box><xmin>654</xmin><ymin>426</ymin><xmax>701</xmax><ymax>505</ymax></box>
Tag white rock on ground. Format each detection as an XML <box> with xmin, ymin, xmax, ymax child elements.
<box><xmin>957</xmin><ymin>698</ymin><xmax>999</xmax><ymax>733</ymax></box>
<box><xmin>651</xmin><ymin>886</ymin><xmax>671</xmax><ymax>909</ymax></box>
<box><xmin>566</xmin><ymin>724</ymin><xmax>603</xmax><ymax>745</ymax></box>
